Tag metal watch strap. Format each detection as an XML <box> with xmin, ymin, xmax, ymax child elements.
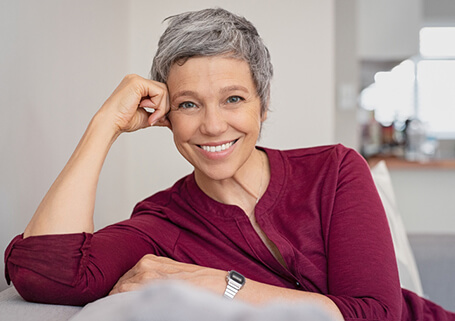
<box><xmin>223</xmin><ymin>270</ymin><xmax>245</xmax><ymax>299</ymax></box>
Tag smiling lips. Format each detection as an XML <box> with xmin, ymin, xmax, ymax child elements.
<box><xmin>198</xmin><ymin>139</ymin><xmax>237</xmax><ymax>153</ymax></box>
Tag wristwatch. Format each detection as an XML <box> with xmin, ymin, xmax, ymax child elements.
<box><xmin>223</xmin><ymin>270</ymin><xmax>246</xmax><ymax>299</ymax></box>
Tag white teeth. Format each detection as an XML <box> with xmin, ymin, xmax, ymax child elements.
<box><xmin>200</xmin><ymin>141</ymin><xmax>235</xmax><ymax>152</ymax></box>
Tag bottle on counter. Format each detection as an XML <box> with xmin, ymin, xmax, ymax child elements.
<box><xmin>360</xmin><ymin>110</ymin><xmax>382</xmax><ymax>158</ymax></box>
<box><xmin>405</xmin><ymin>119</ymin><xmax>427</xmax><ymax>162</ymax></box>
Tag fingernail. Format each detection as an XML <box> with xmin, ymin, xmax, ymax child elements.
<box><xmin>143</xmin><ymin>107</ymin><xmax>155</xmax><ymax>113</ymax></box>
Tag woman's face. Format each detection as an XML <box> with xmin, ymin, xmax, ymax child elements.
<box><xmin>167</xmin><ymin>55</ymin><xmax>266</xmax><ymax>181</ymax></box>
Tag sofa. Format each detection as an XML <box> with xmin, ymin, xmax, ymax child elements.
<box><xmin>408</xmin><ymin>233</ymin><xmax>455</xmax><ymax>311</ymax></box>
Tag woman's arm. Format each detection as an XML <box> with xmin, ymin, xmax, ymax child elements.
<box><xmin>109</xmin><ymin>255</ymin><xmax>344</xmax><ymax>321</ymax></box>
<box><xmin>24</xmin><ymin>75</ymin><xmax>170</xmax><ymax>237</ymax></box>
<box><xmin>7</xmin><ymin>77</ymin><xmax>170</xmax><ymax>304</ymax></box>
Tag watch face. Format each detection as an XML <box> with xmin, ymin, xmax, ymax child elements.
<box><xmin>230</xmin><ymin>270</ymin><xmax>245</xmax><ymax>285</ymax></box>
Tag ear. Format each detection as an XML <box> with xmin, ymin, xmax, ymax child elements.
<box><xmin>161</xmin><ymin>117</ymin><xmax>173</xmax><ymax>130</ymax></box>
<box><xmin>261</xmin><ymin>109</ymin><xmax>268</xmax><ymax>122</ymax></box>
<box><xmin>261</xmin><ymin>91</ymin><xmax>270</xmax><ymax>122</ymax></box>
<box><xmin>164</xmin><ymin>112</ymin><xmax>173</xmax><ymax>131</ymax></box>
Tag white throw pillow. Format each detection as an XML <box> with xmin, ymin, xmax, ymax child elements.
<box><xmin>370</xmin><ymin>161</ymin><xmax>424</xmax><ymax>296</ymax></box>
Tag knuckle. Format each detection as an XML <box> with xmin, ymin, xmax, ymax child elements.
<box><xmin>124</xmin><ymin>73</ymin><xmax>138</xmax><ymax>81</ymax></box>
<box><xmin>136</xmin><ymin>254</ymin><xmax>156</xmax><ymax>268</ymax></box>
<box><xmin>136</xmin><ymin>259</ymin><xmax>150</xmax><ymax>269</ymax></box>
<box><xmin>143</xmin><ymin>271</ymin><xmax>159</xmax><ymax>280</ymax></box>
<box><xmin>155</xmin><ymin>81</ymin><xmax>167</xmax><ymax>90</ymax></box>
<box><xmin>117</xmin><ymin>284</ymin><xmax>130</xmax><ymax>293</ymax></box>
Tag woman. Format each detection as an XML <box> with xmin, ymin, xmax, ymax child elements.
<box><xmin>5</xmin><ymin>8</ymin><xmax>454</xmax><ymax>321</ymax></box>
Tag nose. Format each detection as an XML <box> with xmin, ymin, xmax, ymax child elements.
<box><xmin>200</xmin><ymin>105</ymin><xmax>228</xmax><ymax>136</ymax></box>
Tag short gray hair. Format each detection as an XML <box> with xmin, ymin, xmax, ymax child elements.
<box><xmin>151</xmin><ymin>8</ymin><xmax>273</xmax><ymax>114</ymax></box>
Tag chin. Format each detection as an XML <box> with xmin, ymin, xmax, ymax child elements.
<box><xmin>194</xmin><ymin>164</ymin><xmax>238</xmax><ymax>182</ymax></box>
<box><xmin>202</xmin><ymin>169</ymin><xmax>234</xmax><ymax>181</ymax></box>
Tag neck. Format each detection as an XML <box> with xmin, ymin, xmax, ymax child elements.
<box><xmin>195</xmin><ymin>148</ymin><xmax>269</xmax><ymax>214</ymax></box>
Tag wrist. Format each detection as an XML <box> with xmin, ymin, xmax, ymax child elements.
<box><xmin>90</xmin><ymin>109</ymin><xmax>122</xmax><ymax>144</ymax></box>
<box><xmin>223</xmin><ymin>270</ymin><xmax>246</xmax><ymax>300</ymax></box>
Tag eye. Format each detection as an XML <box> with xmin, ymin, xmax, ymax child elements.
<box><xmin>226</xmin><ymin>96</ymin><xmax>244</xmax><ymax>104</ymax></box>
<box><xmin>179</xmin><ymin>101</ymin><xmax>197</xmax><ymax>109</ymax></box>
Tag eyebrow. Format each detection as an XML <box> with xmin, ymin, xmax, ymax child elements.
<box><xmin>171</xmin><ymin>90</ymin><xmax>197</xmax><ymax>102</ymax></box>
<box><xmin>219</xmin><ymin>85</ymin><xmax>250</xmax><ymax>95</ymax></box>
<box><xmin>171</xmin><ymin>85</ymin><xmax>250</xmax><ymax>101</ymax></box>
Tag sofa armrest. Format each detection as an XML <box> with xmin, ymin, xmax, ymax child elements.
<box><xmin>408</xmin><ymin>233</ymin><xmax>455</xmax><ymax>312</ymax></box>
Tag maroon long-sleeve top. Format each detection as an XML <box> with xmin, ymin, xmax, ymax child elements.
<box><xmin>5</xmin><ymin>145</ymin><xmax>455</xmax><ymax>320</ymax></box>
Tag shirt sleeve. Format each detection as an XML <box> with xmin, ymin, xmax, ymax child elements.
<box><xmin>324</xmin><ymin>147</ymin><xmax>402</xmax><ymax>321</ymax></box>
<box><xmin>4</xmin><ymin>215</ymin><xmax>169</xmax><ymax>306</ymax></box>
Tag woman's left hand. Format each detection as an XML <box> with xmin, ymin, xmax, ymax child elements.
<box><xmin>109</xmin><ymin>254</ymin><xmax>225</xmax><ymax>296</ymax></box>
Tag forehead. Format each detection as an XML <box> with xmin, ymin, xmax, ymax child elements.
<box><xmin>166</xmin><ymin>56</ymin><xmax>255</xmax><ymax>95</ymax></box>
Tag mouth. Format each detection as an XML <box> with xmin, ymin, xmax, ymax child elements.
<box><xmin>197</xmin><ymin>139</ymin><xmax>238</xmax><ymax>153</ymax></box>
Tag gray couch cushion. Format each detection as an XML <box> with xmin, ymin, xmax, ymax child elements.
<box><xmin>0</xmin><ymin>287</ymin><xmax>81</xmax><ymax>321</ymax></box>
<box><xmin>0</xmin><ymin>282</ymin><xmax>335</xmax><ymax>321</ymax></box>
<box><xmin>70</xmin><ymin>281</ymin><xmax>335</xmax><ymax>321</ymax></box>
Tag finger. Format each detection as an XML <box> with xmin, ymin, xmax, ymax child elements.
<box><xmin>139</xmin><ymin>97</ymin><xmax>156</xmax><ymax>111</ymax></box>
<box><xmin>123</xmin><ymin>76</ymin><xmax>166</xmax><ymax>114</ymax></box>
<box><xmin>110</xmin><ymin>269</ymin><xmax>162</xmax><ymax>295</ymax></box>
<box><xmin>126</xmin><ymin>107</ymin><xmax>153</xmax><ymax>132</ymax></box>
<box><xmin>149</xmin><ymin>114</ymin><xmax>171</xmax><ymax>129</ymax></box>
<box><xmin>147</xmin><ymin>88</ymin><xmax>169</xmax><ymax>125</ymax></box>
<box><xmin>129</xmin><ymin>83</ymin><xmax>168</xmax><ymax>130</ymax></box>
<box><xmin>109</xmin><ymin>272</ymin><xmax>143</xmax><ymax>296</ymax></box>
<box><xmin>109</xmin><ymin>281</ymin><xmax>142</xmax><ymax>295</ymax></box>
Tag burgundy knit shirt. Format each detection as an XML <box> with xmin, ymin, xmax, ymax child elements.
<box><xmin>5</xmin><ymin>145</ymin><xmax>454</xmax><ymax>320</ymax></box>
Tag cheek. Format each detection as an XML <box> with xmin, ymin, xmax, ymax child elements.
<box><xmin>168</xmin><ymin>113</ymin><xmax>196</xmax><ymax>142</ymax></box>
<box><xmin>230</xmin><ymin>109</ymin><xmax>262</xmax><ymax>133</ymax></box>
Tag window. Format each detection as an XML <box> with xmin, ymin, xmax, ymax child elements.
<box><xmin>360</xmin><ymin>27</ymin><xmax>455</xmax><ymax>139</ymax></box>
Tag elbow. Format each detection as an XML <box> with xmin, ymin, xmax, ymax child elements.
<box><xmin>329</xmin><ymin>295</ymin><xmax>401</xmax><ymax>321</ymax></box>
<box><xmin>9</xmin><ymin>266</ymin><xmax>104</xmax><ymax>306</ymax></box>
<box><xmin>5</xmin><ymin>232</ymin><xmax>104</xmax><ymax>305</ymax></box>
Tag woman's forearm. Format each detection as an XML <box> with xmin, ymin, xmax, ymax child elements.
<box><xmin>110</xmin><ymin>255</ymin><xmax>344</xmax><ymax>320</ymax></box>
<box><xmin>236</xmin><ymin>278</ymin><xmax>344</xmax><ymax>320</ymax></box>
<box><xmin>24</xmin><ymin>111</ymin><xmax>119</xmax><ymax>237</ymax></box>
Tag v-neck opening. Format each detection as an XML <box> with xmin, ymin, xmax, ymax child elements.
<box><xmin>249</xmin><ymin>213</ymin><xmax>288</xmax><ymax>269</ymax></box>
<box><xmin>235</xmin><ymin>218</ymin><xmax>288</xmax><ymax>275</ymax></box>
